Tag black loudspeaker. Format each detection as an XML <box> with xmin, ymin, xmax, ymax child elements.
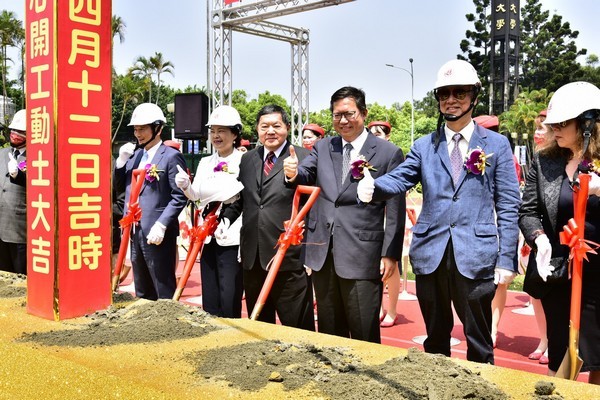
<box><xmin>174</xmin><ymin>93</ymin><xmax>209</xmax><ymax>140</ymax></box>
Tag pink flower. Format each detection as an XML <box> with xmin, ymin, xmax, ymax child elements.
<box><xmin>350</xmin><ymin>155</ymin><xmax>377</xmax><ymax>180</ymax></box>
<box><xmin>145</xmin><ymin>163</ymin><xmax>163</xmax><ymax>182</ymax></box>
<box><xmin>464</xmin><ymin>147</ymin><xmax>493</xmax><ymax>175</ymax></box>
<box><xmin>17</xmin><ymin>160</ymin><xmax>26</xmax><ymax>172</ymax></box>
<box><xmin>214</xmin><ymin>161</ymin><xmax>229</xmax><ymax>173</ymax></box>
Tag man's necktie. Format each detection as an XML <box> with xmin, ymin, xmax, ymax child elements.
<box><xmin>12</xmin><ymin>148</ymin><xmax>19</xmax><ymax>158</ymax></box>
<box><xmin>263</xmin><ymin>151</ymin><xmax>275</xmax><ymax>176</ymax></box>
<box><xmin>450</xmin><ymin>133</ymin><xmax>463</xmax><ymax>185</ymax></box>
<box><xmin>341</xmin><ymin>143</ymin><xmax>353</xmax><ymax>183</ymax></box>
<box><xmin>140</xmin><ymin>150</ymin><xmax>149</xmax><ymax>166</ymax></box>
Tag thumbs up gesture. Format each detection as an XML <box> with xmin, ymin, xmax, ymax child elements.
<box><xmin>7</xmin><ymin>151</ymin><xmax>18</xmax><ymax>178</ymax></box>
<box><xmin>175</xmin><ymin>164</ymin><xmax>191</xmax><ymax>190</ymax></box>
<box><xmin>357</xmin><ymin>168</ymin><xmax>375</xmax><ymax>203</ymax></box>
<box><xmin>283</xmin><ymin>146</ymin><xmax>299</xmax><ymax>180</ymax></box>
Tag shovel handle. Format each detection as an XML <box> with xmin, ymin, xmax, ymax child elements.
<box><xmin>112</xmin><ymin>169</ymin><xmax>146</xmax><ymax>292</ymax></box>
<box><xmin>172</xmin><ymin>204</ymin><xmax>221</xmax><ymax>301</ymax></box>
<box><xmin>249</xmin><ymin>185</ymin><xmax>320</xmax><ymax>320</ymax></box>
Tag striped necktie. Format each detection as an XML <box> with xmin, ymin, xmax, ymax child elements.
<box><xmin>341</xmin><ymin>143</ymin><xmax>353</xmax><ymax>183</ymax></box>
<box><xmin>263</xmin><ymin>151</ymin><xmax>275</xmax><ymax>176</ymax></box>
<box><xmin>450</xmin><ymin>133</ymin><xmax>463</xmax><ymax>185</ymax></box>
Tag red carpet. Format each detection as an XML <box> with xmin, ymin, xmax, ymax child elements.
<box><xmin>119</xmin><ymin>260</ymin><xmax>589</xmax><ymax>383</ymax></box>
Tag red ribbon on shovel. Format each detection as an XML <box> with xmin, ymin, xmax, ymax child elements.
<box><xmin>556</xmin><ymin>173</ymin><xmax>598</xmax><ymax>380</ymax></box>
<box><xmin>172</xmin><ymin>204</ymin><xmax>221</xmax><ymax>301</ymax></box>
<box><xmin>249</xmin><ymin>185</ymin><xmax>321</xmax><ymax>321</ymax></box>
<box><xmin>112</xmin><ymin>169</ymin><xmax>146</xmax><ymax>292</ymax></box>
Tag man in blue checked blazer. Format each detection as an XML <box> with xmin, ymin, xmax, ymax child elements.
<box><xmin>358</xmin><ymin>60</ymin><xmax>521</xmax><ymax>364</ymax></box>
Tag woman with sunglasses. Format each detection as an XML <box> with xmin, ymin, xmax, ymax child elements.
<box><xmin>519</xmin><ymin>82</ymin><xmax>600</xmax><ymax>384</ymax></box>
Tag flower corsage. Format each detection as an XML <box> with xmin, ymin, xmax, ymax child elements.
<box><xmin>213</xmin><ymin>161</ymin><xmax>234</xmax><ymax>173</ymax></box>
<box><xmin>145</xmin><ymin>163</ymin><xmax>163</xmax><ymax>182</ymax></box>
<box><xmin>464</xmin><ymin>147</ymin><xmax>493</xmax><ymax>176</ymax></box>
<box><xmin>17</xmin><ymin>160</ymin><xmax>26</xmax><ymax>172</ymax></box>
<box><xmin>350</xmin><ymin>155</ymin><xmax>377</xmax><ymax>180</ymax></box>
<box><xmin>580</xmin><ymin>159</ymin><xmax>600</xmax><ymax>175</ymax></box>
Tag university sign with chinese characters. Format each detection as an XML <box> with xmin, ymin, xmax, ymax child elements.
<box><xmin>26</xmin><ymin>0</ymin><xmax>112</xmax><ymax>320</ymax></box>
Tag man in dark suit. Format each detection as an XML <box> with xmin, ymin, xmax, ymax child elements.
<box><xmin>220</xmin><ymin>104</ymin><xmax>314</xmax><ymax>330</ymax></box>
<box><xmin>283</xmin><ymin>87</ymin><xmax>405</xmax><ymax>343</ymax></box>
<box><xmin>0</xmin><ymin>109</ymin><xmax>28</xmax><ymax>275</ymax></box>
<box><xmin>113</xmin><ymin>103</ymin><xmax>187</xmax><ymax>300</ymax></box>
<box><xmin>357</xmin><ymin>60</ymin><xmax>521</xmax><ymax>363</ymax></box>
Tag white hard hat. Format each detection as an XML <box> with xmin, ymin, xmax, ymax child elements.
<box><xmin>128</xmin><ymin>103</ymin><xmax>166</xmax><ymax>126</ymax></box>
<box><xmin>434</xmin><ymin>59</ymin><xmax>481</xmax><ymax>89</ymax></box>
<box><xmin>8</xmin><ymin>109</ymin><xmax>26</xmax><ymax>131</ymax></box>
<box><xmin>199</xmin><ymin>174</ymin><xmax>244</xmax><ymax>205</ymax></box>
<box><xmin>206</xmin><ymin>105</ymin><xmax>242</xmax><ymax>127</ymax></box>
<box><xmin>544</xmin><ymin>81</ymin><xmax>600</xmax><ymax>124</ymax></box>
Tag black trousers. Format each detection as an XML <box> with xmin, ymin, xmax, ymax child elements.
<box><xmin>200</xmin><ymin>241</ymin><xmax>243</xmax><ymax>318</ymax></box>
<box><xmin>243</xmin><ymin>256</ymin><xmax>314</xmax><ymax>331</ymax></box>
<box><xmin>0</xmin><ymin>240</ymin><xmax>26</xmax><ymax>275</ymax></box>
<box><xmin>130</xmin><ymin>228</ymin><xmax>177</xmax><ymax>300</ymax></box>
<box><xmin>312</xmin><ymin>243</ymin><xmax>383</xmax><ymax>343</ymax></box>
<box><xmin>415</xmin><ymin>239</ymin><xmax>496</xmax><ymax>364</ymax></box>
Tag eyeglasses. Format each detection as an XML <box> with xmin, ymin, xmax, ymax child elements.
<box><xmin>332</xmin><ymin>111</ymin><xmax>358</xmax><ymax>121</ymax></box>
<box><xmin>547</xmin><ymin>120</ymin><xmax>571</xmax><ymax>130</ymax></box>
<box><xmin>435</xmin><ymin>87</ymin><xmax>472</xmax><ymax>101</ymax></box>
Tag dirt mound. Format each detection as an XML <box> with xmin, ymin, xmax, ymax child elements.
<box><xmin>192</xmin><ymin>342</ymin><xmax>509</xmax><ymax>399</ymax></box>
<box><xmin>18</xmin><ymin>299</ymin><xmax>219</xmax><ymax>347</ymax></box>
<box><xmin>0</xmin><ymin>272</ymin><xmax>26</xmax><ymax>298</ymax></box>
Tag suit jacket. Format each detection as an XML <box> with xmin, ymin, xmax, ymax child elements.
<box><xmin>374</xmin><ymin>124</ymin><xmax>521</xmax><ymax>279</ymax></box>
<box><xmin>0</xmin><ymin>147</ymin><xmax>27</xmax><ymax>243</ymax></box>
<box><xmin>294</xmin><ymin>133</ymin><xmax>406</xmax><ymax>280</ymax></box>
<box><xmin>518</xmin><ymin>152</ymin><xmax>570</xmax><ymax>298</ymax></box>
<box><xmin>222</xmin><ymin>142</ymin><xmax>309</xmax><ymax>271</ymax></box>
<box><xmin>113</xmin><ymin>143</ymin><xmax>187</xmax><ymax>240</ymax></box>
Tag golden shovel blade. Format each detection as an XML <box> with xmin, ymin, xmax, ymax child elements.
<box><xmin>555</xmin><ymin>325</ymin><xmax>584</xmax><ymax>380</ymax></box>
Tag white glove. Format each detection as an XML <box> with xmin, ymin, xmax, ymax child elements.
<box><xmin>116</xmin><ymin>142</ymin><xmax>136</xmax><ymax>169</ymax></box>
<box><xmin>175</xmin><ymin>165</ymin><xmax>191</xmax><ymax>190</ymax></box>
<box><xmin>494</xmin><ymin>268</ymin><xmax>516</xmax><ymax>285</ymax></box>
<box><xmin>7</xmin><ymin>153</ymin><xmax>18</xmax><ymax>178</ymax></box>
<box><xmin>214</xmin><ymin>218</ymin><xmax>230</xmax><ymax>241</ymax></box>
<box><xmin>357</xmin><ymin>168</ymin><xmax>375</xmax><ymax>203</ymax></box>
<box><xmin>535</xmin><ymin>234</ymin><xmax>553</xmax><ymax>282</ymax></box>
<box><xmin>588</xmin><ymin>172</ymin><xmax>600</xmax><ymax>197</ymax></box>
<box><xmin>146</xmin><ymin>221</ymin><xmax>167</xmax><ymax>245</ymax></box>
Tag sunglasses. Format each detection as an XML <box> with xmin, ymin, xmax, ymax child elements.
<box><xmin>435</xmin><ymin>87</ymin><xmax>472</xmax><ymax>101</ymax></box>
<box><xmin>547</xmin><ymin>120</ymin><xmax>572</xmax><ymax>130</ymax></box>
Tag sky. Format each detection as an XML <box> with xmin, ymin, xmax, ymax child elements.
<box><xmin>5</xmin><ymin>0</ymin><xmax>600</xmax><ymax>111</ymax></box>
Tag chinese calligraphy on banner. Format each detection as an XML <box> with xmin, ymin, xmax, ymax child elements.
<box><xmin>26</xmin><ymin>0</ymin><xmax>112</xmax><ymax>320</ymax></box>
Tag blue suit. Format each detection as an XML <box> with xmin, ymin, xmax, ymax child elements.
<box><xmin>114</xmin><ymin>143</ymin><xmax>187</xmax><ymax>299</ymax></box>
<box><xmin>374</xmin><ymin>123</ymin><xmax>521</xmax><ymax>363</ymax></box>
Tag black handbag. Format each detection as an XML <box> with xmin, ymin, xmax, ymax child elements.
<box><xmin>523</xmin><ymin>256</ymin><xmax>570</xmax><ymax>298</ymax></box>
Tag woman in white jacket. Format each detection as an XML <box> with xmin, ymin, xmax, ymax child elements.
<box><xmin>175</xmin><ymin>105</ymin><xmax>245</xmax><ymax>317</ymax></box>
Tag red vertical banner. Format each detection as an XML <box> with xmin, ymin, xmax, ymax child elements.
<box><xmin>26</xmin><ymin>0</ymin><xmax>58</xmax><ymax>320</ymax></box>
<box><xmin>26</xmin><ymin>0</ymin><xmax>112</xmax><ymax>320</ymax></box>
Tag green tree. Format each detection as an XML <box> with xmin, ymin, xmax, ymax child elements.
<box><xmin>580</xmin><ymin>54</ymin><xmax>600</xmax><ymax>88</ymax></box>
<box><xmin>0</xmin><ymin>10</ymin><xmax>24</xmax><ymax>122</ymax></box>
<box><xmin>129</xmin><ymin>56</ymin><xmax>154</xmax><ymax>102</ymax></box>
<box><xmin>149</xmin><ymin>52</ymin><xmax>174</xmax><ymax>104</ymax></box>
<box><xmin>460</xmin><ymin>0</ymin><xmax>491</xmax><ymax>114</ymax></box>
<box><xmin>498</xmin><ymin>88</ymin><xmax>551</xmax><ymax>138</ymax></box>
<box><xmin>520</xmin><ymin>0</ymin><xmax>586</xmax><ymax>92</ymax></box>
<box><xmin>111</xmin><ymin>73</ymin><xmax>145</xmax><ymax>141</ymax></box>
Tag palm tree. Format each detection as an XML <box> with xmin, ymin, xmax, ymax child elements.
<box><xmin>129</xmin><ymin>56</ymin><xmax>153</xmax><ymax>102</ymax></box>
<box><xmin>0</xmin><ymin>10</ymin><xmax>24</xmax><ymax>121</ymax></box>
<box><xmin>111</xmin><ymin>15</ymin><xmax>126</xmax><ymax>46</ymax></box>
<box><xmin>111</xmin><ymin>15</ymin><xmax>126</xmax><ymax>73</ymax></box>
<box><xmin>112</xmin><ymin>74</ymin><xmax>144</xmax><ymax>142</ymax></box>
<box><xmin>149</xmin><ymin>52</ymin><xmax>174</xmax><ymax>104</ymax></box>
